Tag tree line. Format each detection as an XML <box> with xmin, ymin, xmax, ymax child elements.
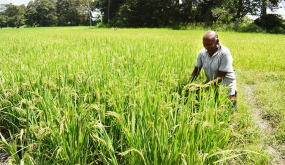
<box><xmin>0</xmin><ymin>0</ymin><xmax>284</xmax><ymax>32</ymax></box>
<box><xmin>0</xmin><ymin>0</ymin><xmax>96</xmax><ymax>28</ymax></box>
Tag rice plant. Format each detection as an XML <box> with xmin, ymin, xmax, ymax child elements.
<box><xmin>1</xmin><ymin>27</ymin><xmax>283</xmax><ymax>164</ymax></box>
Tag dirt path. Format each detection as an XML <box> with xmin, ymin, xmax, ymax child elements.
<box><xmin>241</xmin><ymin>83</ymin><xmax>285</xmax><ymax>165</ymax></box>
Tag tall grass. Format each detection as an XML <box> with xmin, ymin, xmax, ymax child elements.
<box><xmin>1</xmin><ymin>27</ymin><xmax>283</xmax><ymax>164</ymax></box>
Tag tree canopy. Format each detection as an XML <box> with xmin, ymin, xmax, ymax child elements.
<box><xmin>0</xmin><ymin>0</ymin><xmax>284</xmax><ymax>31</ymax></box>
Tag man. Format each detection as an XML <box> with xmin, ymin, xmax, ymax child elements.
<box><xmin>189</xmin><ymin>31</ymin><xmax>237</xmax><ymax>110</ymax></box>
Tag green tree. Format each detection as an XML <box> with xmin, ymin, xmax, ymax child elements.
<box><xmin>234</xmin><ymin>0</ymin><xmax>261</xmax><ymax>19</ymax></box>
<box><xmin>24</xmin><ymin>0</ymin><xmax>57</xmax><ymax>27</ymax></box>
<box><xmin>87</xmin><ymin>0</ymin><xmax>95</xmax><ymax>26</ymax></box>
<box><xmin>253</xmin><ymin>0</ymin><xmax>284</xmax><ymax>31</ymax></box>
<box><xmin>57</xmin><ymin>0</ymin><xmax>80</xmax><ymax>26</ymax></box>
<box><xmin>259</xmin><ymin>0</ymin><xmax>280</xmax><ymax>17</ymax></box>
<box><xmin>0</xmin><ymin>5</ymin><xmax>7</xmax><ymax>28</ymax></box>
<box><xmin>57</xmin><ymin>0</ymin><xmax>95</xmax><ymax>26</ymax></box>
<box><xmin>118</xmin><ymin>0</ymin><xmax>175</xmax><ymax>27</ymax></box>
<box><xmin>4</xmin><ymin>4</ymin><xmax>26</xmax><ymax>28</ymax></box>
<box><xmin>25</xmin><ymin>1</ymin><xmax>38</xmax><ymax>27</ymax></box>
<box><xmin>0</xmin><ymin>13</ymin><xmax>7</xmax><ymax>28</ymax></box>
<box><xmin>97</xmin><ymin>0</ymin><xmax>126</xmax><ymax>24</ymax></box>
<box><xmin>194</xmin><ymin>0</ymin><xmax>218</xmax><ymax>25</ymax></box>
<box><xmin>179</xmin><ymin>0</ymin><xmax>200</xmax><ymax>25</ymax></box>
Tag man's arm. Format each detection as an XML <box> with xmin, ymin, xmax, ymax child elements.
<box><xmin>189</xmin><ymin>67</ymin><xmax>201</xmax><ymax>83</ymax></box>
<box><xmin>200</xmin><ymin>70</ymin><xmax>227</xmax><ymax>88</ymax></box>
<box><xmin>202</xmin><ymin>50</ymin><xmax>233</xmax><ymax>89</ymax></box>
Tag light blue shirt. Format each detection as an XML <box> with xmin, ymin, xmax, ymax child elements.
<box><xmin>195</xmin><ymin>44</ymin><xmax>237</xmax><ymax>95</ymax></box>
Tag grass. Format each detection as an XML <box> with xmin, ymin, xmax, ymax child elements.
<box><xmin>236</xmin><ymin>70</ymin><xmax>285</xmax><ymax>163</ymax></box>
<box><xmin>0</xmin><ymin>27</ymin><xmax>284</xmax><ymax>164</ymax></box>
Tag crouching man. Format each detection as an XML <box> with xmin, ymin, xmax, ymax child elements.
<box><xmin>190</xmin><ymin>30</ymin><xmax>237</xmax><ymax>110</ymax></box>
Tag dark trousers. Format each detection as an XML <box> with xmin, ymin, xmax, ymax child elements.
<box><xmin>229</xmin><ymin>90</ymin><xmax>237</xmax><ymax>111</ymax></box>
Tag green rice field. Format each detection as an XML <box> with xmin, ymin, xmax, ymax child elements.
<box><xmin>0</xmin><ymin>27</ymin><xmax>284</xmax><ymax>164</ymax></box>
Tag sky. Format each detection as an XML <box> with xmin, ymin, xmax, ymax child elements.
<box><xmin>1</xmin><ymin>0</ymin><xmax>285</xmax><ymax>20</ymax></box>
<box><xmin>0</xmin><ymin>0</ymin><xmax>31</xmax><ymax>6</ymax></box>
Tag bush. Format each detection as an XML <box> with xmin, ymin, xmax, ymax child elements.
<box><xmin>169</xmin><ymin>25</ymin><xmax>187</xmax><ymax>30</ymax></box>
<box><xmin>270</xmin><ymin>26</ymin><xmax>285</xmax><ymax>34</ymax></box>
<box><xmin>238</xmin><ymin>23</ymin><xmax>264</xmax><ymax>33</ymax></box>
<box><xmin>95</xmin><ymin>19</ymin><xmax>126</xmax><ymax>28</ymax></box>
<box><xmin>254</xmin><ymin>14</ymin><xmax>285</xmax><ymax>31</ymax></box>
<box><xmin>211</xmin><ymin>23</ymin><xmax>231</xmax><ymax>31</ymax></box>
<box><xmin>96</xmin><ymin>22</ymin><xmax>109</xmax><ymax>28</ymax></box>
<box><xmin>19</xmin><ymin>25</ymin><xmax>28</xmax><ymax>28</ymax></box>
<box><xmin>113</xmin><ymin>20</ymin><xmax>126</xmax><ymax>28</ymax></box>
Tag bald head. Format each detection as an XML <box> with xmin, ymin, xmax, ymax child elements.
<box><xmin>203</xmin><ymin>31</ymin><xmax>218</xmax><ymax>42</ymax></box>
<box><xmin>202</xmin><ymin>31</ymin><xmax>220</xmax><ymax>56</ymax></box>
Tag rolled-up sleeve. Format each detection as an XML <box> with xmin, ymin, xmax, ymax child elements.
<box><xmin>219</xmin><ymin>52</ymin><xmax>233</xmax><ymax>72</ymax></box>
<box><xmin>195</xmin><ymin>52</ymin><xmax>203</xmax><ymax>68</ymax></box>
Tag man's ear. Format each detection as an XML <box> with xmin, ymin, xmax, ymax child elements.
<box><xmin>215</xmin><ymin>39</ymin><xmax>219</xmax><ymax>44</ymax></box>
<box><xmin>215</xmin><ymin>39</ymin><xmax>219</xmax><ymax>46</ymax></box>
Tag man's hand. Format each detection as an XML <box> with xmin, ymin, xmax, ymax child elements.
<box><xmin>185</xmin><ymin>84</ymin><xmax>205</xmax><ymax>92</ymax></box>
<box><xmin>193</xmin><ymin>84</ymin><xmax>203</xmax><ymax>91</ymax></box>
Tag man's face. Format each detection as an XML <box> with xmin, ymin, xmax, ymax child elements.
<box><xmin>203</xmin><ymin>38</ymin><xmax>218</xmax><ymax>55</ymax></box>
